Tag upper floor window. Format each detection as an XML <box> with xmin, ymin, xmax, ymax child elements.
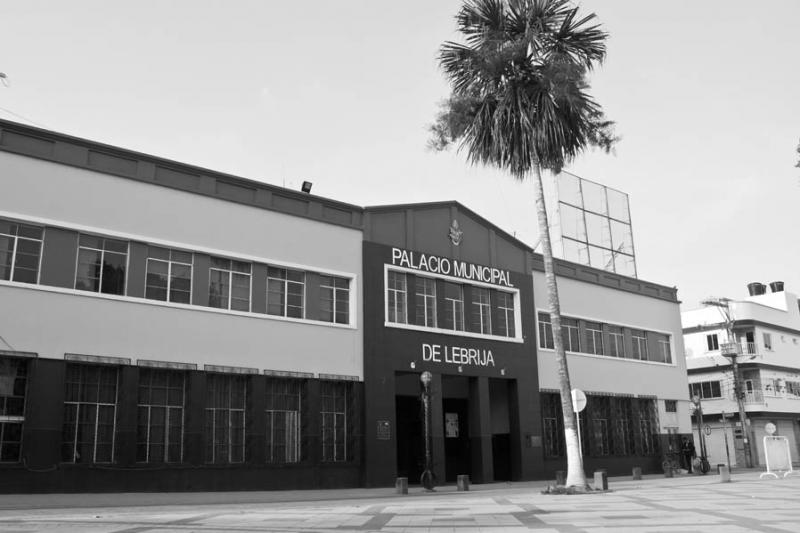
<box><xmin>631</xmin><ymin>329</ymin><xmax>648</xmax><ymax>360</ymax></box>
<box><xmin>608</xmin><ymin>326</ymin><xmax>624</xmax><ymax>357</ymax></box>
<box><xmin>562</xmin><ymin>318</ymin><xmax>580</xmax><ymax>352</ymax></box>
<box><xmin>706</xmin><ymin>334</ymin><xmax>719</xmax><ymax>351</ymax></box>
<box><xmin>664</xmin><ymin>399</ymin><xmax>677</xmax><ymax>413</ymax></box>
<box><xmin>145</xmin><ymin>247</ymin><xmax>192</xmax><ymax>304</ymax></box>
<box><xmin>538</xmin><ymin>312</ymin><xmax>554</xmax><ymax>349</ymax></box>
<box><xmin>320</xmin><ymin>275</ymin><xmax>348</xmax><ymax>324</ymax></box>
<box><xmin>209</xmin><ymin>257</ymin><xmax>251</xmax><ymax>312</ymax></box>
<box><xmin>471</xmin><ymin>287</ymin><xmax>492</xmax><ymax>334</ymax></box>
<box><xmin>0</xmin><ymin>357</ymin><xmax>27</xmax><ymax>463</ymax></box>
<box><xmin>584</xmin><ymin>321</ymin><xmax>604</xmax><ymax>355</ymax></box>
<box><xmin>763</xmin><ymin>333</ymin><xmax>773</xmax><ymax>350</ymax></box>
<box><xmin>75</xmin><ymin>235</ymin><xmax>127</xmax><ymax>295</ymax></box>
<box><xmin>387</xmin><ymin>271</ymin><xmax>407</xmax><ymax>324</ymax></box>
<box><xmin>443</xmin><ymin>281</ymin><xmax>465</xmax><ymax>331</ymax></box>
<box><xmin>0</xmin><ymin>219</ymin><xmax>43</xmax><ymax>284</ymax></box>
<box><xmin>267</xmin><ymin>267</ymin><xmax>304</xmax><ymax>318</ymax></box>
<box><xmin>656</xmin><ymin>335</ymin><xmax>672</xmax><ymax>364</ymax></box>
<box><xmin>496</xmin><ymin>291</ymin><xmax>515</xmax><ymax>337</ymax></box>
<box><xmin>689</xmin><ymin>380</ymin><xmax>721</xmax><ymax>400</ymax></box>
<box><xmin>415</xmin><ymin>277</ymin><xmax>437</xmax><ymax>328</ymax></box>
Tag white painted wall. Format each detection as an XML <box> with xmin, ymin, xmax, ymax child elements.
<box><xmin>533</xmin><ymin>271</ymin><xmax>692</xmax><ymax>433</ymax></box>
<box><xmin>0</xmin><ymin>151</ymin><xmax>363</xmax><ymax>377</ymax></box>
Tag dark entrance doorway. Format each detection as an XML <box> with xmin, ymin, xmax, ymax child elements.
<box><xmin>395</xmin><ymin>395</ymin><xmax>423</xmax><ymax>483</ymax></box>
<box><xmin>443</xmin><ymin>398</ymin><xmax>470</xmax><ymax>482</ymax></box>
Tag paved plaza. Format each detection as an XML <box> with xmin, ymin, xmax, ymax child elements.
<box><xmin>0</xmin><ymin>471</ymin><xmax>799</xmax><ymax>532</ymax></box>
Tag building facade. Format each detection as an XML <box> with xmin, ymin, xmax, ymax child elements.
<box><xmin>1</xmin><ymin>118</ymin><xmax>691</xmax><ymax>492</ymax></box>
<box><xmin>682</xmin><ymin>282</ymin><xmax>800</xmax><ymax>467</ymax></box>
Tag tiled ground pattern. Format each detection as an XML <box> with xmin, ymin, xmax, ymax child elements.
<box><xmin>1</xmin><ymin>476</ymin><xmax>799</xmax><ymax>532</ymax></box>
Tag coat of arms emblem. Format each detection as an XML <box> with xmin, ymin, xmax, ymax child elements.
<box><xmin>449</xmin><ymin>219</ymin><xmax>463</xmax><ymax>246</ymax></box>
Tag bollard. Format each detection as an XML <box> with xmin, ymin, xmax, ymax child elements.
<box><xmin>718</xmin><ymin>465</ymin><xmax>731</xmax><ymax>483</ymax></box>
<box><xmin>717</xmin><ymin>464</ymin><xmax>725</xmax><ymax>474</ymax></box>
<box><xmin>593</xmin><ymin>469</ymin><xmax>608</xmax><ymax>490</ymax></box>
<box><xmin>457</xmin><ymin>474</ymin><xmax>470</xmax><ymax>491</ymax></box>
<box><xmin>395</xmin><ymin>477</ymin><xmax>408</xmax><ymax>494</ymax></box>
<box><xmin>664</xmin><ymin>466</ymin><xmax>673</xmax><ymax>478</ymax></box>
<box><xmin>632</xmin><ymin>466</ymin><xmax>642</xmax><ymax>480</ymax></box>
<box><xmin>555</xmin><ymin>470</ymin><xmax>566</xmax><ymax>486</ymax></box>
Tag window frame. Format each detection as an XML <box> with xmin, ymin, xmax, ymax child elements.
<box><xmin>584</xmin><ymin>321</ymin><xmax>604</xmax><ymax>355</ymax></box>
<box><xmin>74</xmin><ymin>235</ymin><xmax>129</xmax><ymax>296</ymax></box>
<box><xmin>443</xmin><ymin>280</ymin><xmax>465</xmax><ymax>332</ymax></box>
<box><xmin>265</xmin><ymin>377</ymin><xmax>304</xmax><ymax>464</ymax></box>
<box><xmin>414</xmin><ymin>276</ymin><xmax>437</xmax><ymax>328</ymax></box>
<box><xmin>61</xmin><ymin>364</ymin><xmax>119</xmax><ymax>464</ymax></box>
<box><xmin>144</xmin><ymin>247</ymin><xmax>193</xmax><ymax>305</ymax></box>
<box><xmin>386</xmin><ymin>270</ymin><xmax>408</xmax><ymax>324</ymax></box>
<box><xmin>136</xmin><ymin>368</ymin><xmax>186</xmax><ymax>464</ymax></box>
<box><xmin>471</xmin><ymin>286</ymin><xmax>492</xmax><ymax>335</ymax></box>
<box><xmin>319</xmin><ymin>275</ymin><xmax>349</xmax><ymax>325</ymax></box>
<box><xmin>706</xmin><ymin>333</ymin><xmax>719</xmax><ymax>351</ymax></box>
<box><xmin>204</xmin><ymin>373</ymin><xmax>247</xmax><ymax>464</ymax></box>
<box><xmin>209</xmin><ymin>258</ymin><xmax>252</xmax><ymax>312</ymax></box>
<box><xmin>0</xmin><ymin>219</ymin><xmax>44</xmax><ymax>285</ymax></box>
<box><xmin>267</xmin><ymin>267</ymin><xmax>305</xmax><ymax>319</ymax></box>
<box><xmin>0</xmin><ymin>356</ymin><xmax>28</xmax><ymax>463</ymax></box>
<box><xmin>495</xmin><ymin>291</ymin><xmax>515</xmax><ymax>338</ymax></box>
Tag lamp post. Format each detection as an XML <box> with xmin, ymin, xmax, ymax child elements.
<box><xmin>701</xmin><ymin>297</ymin><xmax>753</xmax><ymax>468</ymax></box>
<box><xmin>691</xmin><ymin>395</ymin><xmax>710</xmax><ymax>474</ymax></box>
<box><xmin>420</xmin><ymin>371</ymin><xmax>435</xmax><ymax>491</ymax></box>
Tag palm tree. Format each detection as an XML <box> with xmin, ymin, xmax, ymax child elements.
<box><xmin>430</xmin><ymin>0</ymin><xmax>616</xmax><ymax>489</ymax></box>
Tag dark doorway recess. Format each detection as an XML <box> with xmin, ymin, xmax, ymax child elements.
<box><xmin>395</xmin><ymin>395</ymin><xmax>423</xmax><ymax>483</ymax></box>
<box><xmin>443</xmin><ymin>398</ymin><xmax>470</xmax><ymax>482</ymax></box>
<box><xmin>492</xmin><ymin>433</ymin><xmax>511</xmax><ymax>481</ymax></box>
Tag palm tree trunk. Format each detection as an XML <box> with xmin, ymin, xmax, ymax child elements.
<box><xmin>530</xmin><ymin>165</ymin><xmax>587</xmax><ymax>489</ymax></box>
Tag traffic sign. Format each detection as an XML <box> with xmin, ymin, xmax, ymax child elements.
<box><xmin>571</xmin><ymin>388</ymin><xmax>587</xmax><ymax>413</ymax></box>
<box><xmin>704</xmin><ymin>424</ymin><xmax>711</xmax><ymax>436</ymax></box>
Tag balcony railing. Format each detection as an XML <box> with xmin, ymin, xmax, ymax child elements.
<box><xmin>719</xmin><ymin>342</ymin><xmax>758</xmax><ymax>358</ymax></box>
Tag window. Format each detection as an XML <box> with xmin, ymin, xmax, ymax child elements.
<box><xmin>584</xmin><ymin>322</ymin><xmax>604</xmax><ymax>355</ymax></box>
<box><xmin>631</xmin><ymin>329</ymin><xmax>648</xmax><ymax>360</ymax></box>
<box><xmin>387</xmin><ymin>271</ymin><xmax>407</xmax><ymax>324</ymax></box>
<box><xmin>205</xmin><ymin>374</ymin><xmax>247</xmax><ymax>464</ymax></box>
<box><xmin>209</xmin><ymin>258</ymin><xmax>251</xmax><ymax>312</ymax></box>
<box><xmin>62</xmin><ymin>364</ymin><xmax>118</xmax><ymax>463</ymax></box>
<box><xmin>320</xmin><ymin>275</ymin><xmax>349</xmax><ymax>324</ymax></box>
<box><xmin>664</xmin><ymin>400</ymin><xmax>677</xmax><ymax>413</ymax></box>
<box><xmin>541</xmin><ymin>393</ymin><xmax>564</xmax><ymax>458</ymax></box>
<box><xmin>689</xmin><ymin>380</ymin><xmax>722</xmax><ymax>399</ymax></box>
<box><xmin>496</xmin><ymin>291</ymin><xmax>515</xmax><ymax>337</ymax></box>
<box><xmin>591</xmin><ymin>418</ymin><xmax>610</xmax><ymax>456</ymax></box>
<box><xmin>137</xmin><ymin>369</ymin><xmax>184</xmax><ymax>463</ymax></box>
<box><xmin>636</xmin><ymin>399</ymin><xmax>659</xmax><ymax>456</ymax></box>
<box><xmin>415</xmin><ymin>277</ymin><xmax>437</xmax><ymax>328</ymax></box>
<box><xmin>657</xmin><ymin>335</ymin><xmax>672</xmax><ymax>364</ymax></box>
<box><xmin>608</xmin><ymin>326</ymin><xmax>625</xmax><ymax>357</ymax></box>
<box><xmin>763</xmin><ymin>333</ymin><xmax>773</xmax><ymax>350</ymax></box>
<box><xmin>562</xmin><ymin>318</ymin><xmax>580</xmax><ymax>352</ymax></box>
<box><xmin>706</xmin><ymin>334</ymin><xmax>719</xmax><ymax>351</ymax></box>
<box><xmin>321</xmin><ymin>381</ymin><xmax>348</xmax><ymax>462</ymax></box>
<box><xmin>471</xmin><ymin>287</ymin><xmax>492</xmax><ymax>334</ymax></box>
<box><xmin>0</xmin><ymin>219</ymin><xmax>43</xmax><ymax>284</ymax></box>
<box><xmin>443</xmin><ymin>281</ymin><xmax>465</xmax><ymax>331</ymax></box>
<box><xmin>538</xmin><ymin>312</ymin><xmax>554</xmax><ymax>350</ymax></box>
<box><xmin>145</xmin><ymin>247</ymin><xmax>192</xmax><ymax>304</ymax></box>
<box><xmin>75</xmin><ymin>235</ymin><xmax>127</xmax><ymax>295</ymax></box>
<box><xmin>266</xmin><ymin>378</ymin><xmax>303</xmax><ymax>463</ymax></box>
<box><xmin>0</xmin><ymin>357</ymin><xmax>27</xmax><ymax>462</ymax></box>
<box><xmin>267</xmin><ymin>267</ymin><xmax>305</xmax><ymax>318</ymax></box>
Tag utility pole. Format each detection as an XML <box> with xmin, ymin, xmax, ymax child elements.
<box><xmin>701</xmin><ymin>297</ymin><xmax>753</xmax><ymax>468</ymax></box>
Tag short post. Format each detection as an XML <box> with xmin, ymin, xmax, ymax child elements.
<box><xmin>395</xmin><ymin>477</ymin><xmax>408</xmax><ymax>494</ymax></box>
<box><xmin>555</xmin><ymin>470</ymin><xmax>566</xmax><ymax>486</ymax></box>
<box><xmin>593</xmin><ymin>469</ymin><xmax>608</xmax><ymax>490</ymax></box>
<box><xmin>632</xmin><ymin>466</ymin><xmax>642</xmax><ymax>480</ymax></box>
<box><xmin>664</xmin><ymin>465</ymin><xmax>673</xmax><ymax>478</ymax></box>
<box><xmin>457</xmin><ymin>474</ymin><xmax>470</xmax><ymax>491</ymax></box>
<box><xmin>718</xmin><ymin>464</ymin><xmax>731</xmax><ymax>483</ymax></box>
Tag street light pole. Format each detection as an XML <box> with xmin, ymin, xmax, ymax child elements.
<box><xmin>420</xmin><ymin>371</ymin><xmax>435</xmax><ymax>491</ymax></box>
<box><xmin>691</xmin><ymin>395</ymin><xmax>710</xmax><ymax>474</ymax></box>
<box><xmin>701</xmin><ymin>297</ymin><xmax>753</xmax><ymax>468</ymax></box>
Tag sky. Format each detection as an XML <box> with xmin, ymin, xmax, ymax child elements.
<box><xmin>1</xmin><ymin>0</ymin><xmax>798</xmax><ymax>310</ymax></box>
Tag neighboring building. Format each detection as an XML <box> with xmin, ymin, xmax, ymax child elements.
<box><xmin>0</xmin><ymin>118</ymin><xmax>690</xmax><ymax>492</ymax></box>
<box><xmin>682</xmin><ymin>282</ymin><xmax>800</xmax><ymax>467</ymax></box>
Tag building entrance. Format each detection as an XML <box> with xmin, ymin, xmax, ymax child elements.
<box><xmin>395</xmin><ymin>394</ymin><xmax>423</xmax><ymax>483</ymax></box>
<box><xmin>443</xmin><ymin>398</ymin><xmax>470</xmax><ymax>482</ymax></box>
